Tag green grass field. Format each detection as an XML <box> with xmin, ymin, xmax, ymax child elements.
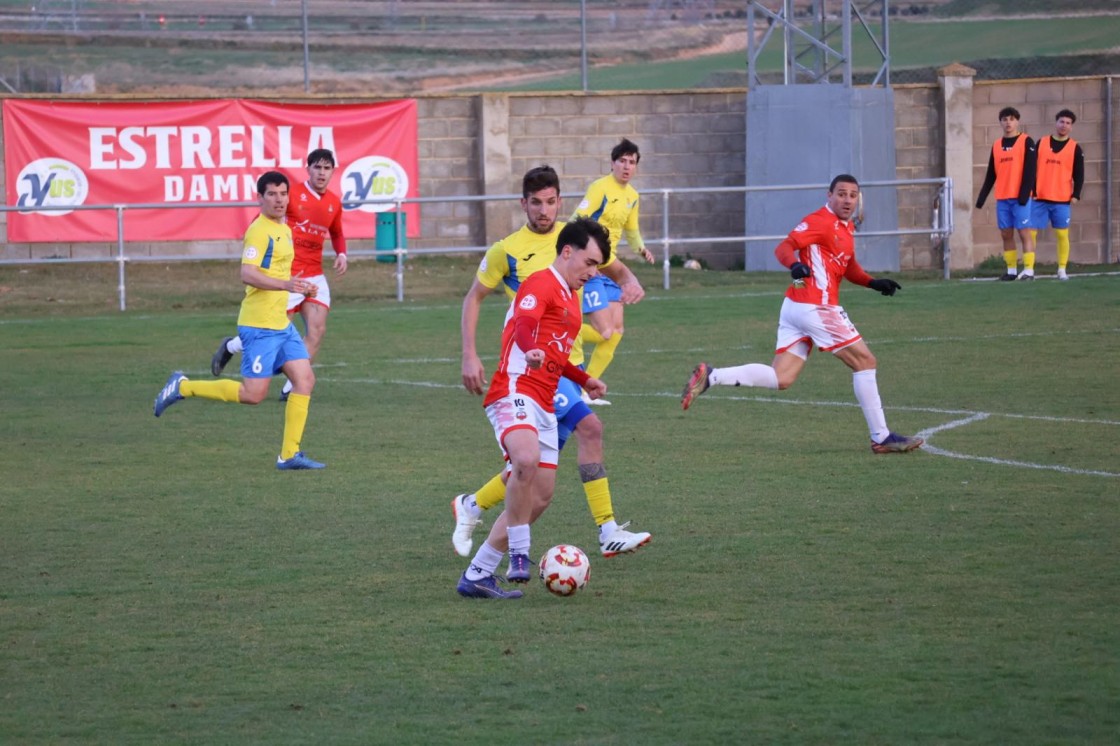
<box><xmin>2</xmin><ymin>260</ymin><xmax>1119</xmax><ymax>743</ymax></box>
<box><xmin>499</xmin><ymin>15</ymin><xmax>1120</xmax><ymax>91</ymax></box>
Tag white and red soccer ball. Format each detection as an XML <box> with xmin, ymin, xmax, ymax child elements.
<box><xmin>538</xmin><ymin>544</ymin><xmax>590</xmax><ymax>596</ymax></box>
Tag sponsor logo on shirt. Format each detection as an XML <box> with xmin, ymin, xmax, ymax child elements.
<box><xmin>794</xmin><ymin>221</ymin><xmax>809</xmax><ymax>232</ymax></box>
<box><xmin>519</xmin><ymin>294</ymin><xmax>538</xmax><ymax>310</ymax></box>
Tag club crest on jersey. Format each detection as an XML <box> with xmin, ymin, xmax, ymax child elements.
<box><xmin>547</xmin><ymin>332</ymin><xmax>568</xmax><ymax>353</ymax></box>
<box><xmin>244</xmin><ymin>247</ymin><xmax>259</xmax><ymax>260</ymax></box>
<box><xmin>794</xmin><ymin>221</ymin><xmax>809</xmax><ymax>232</ymax></box>
<box><xmin>519</xmin><ymin>294</ymin><xmax>538</xmax><ymax>310</ymax></box>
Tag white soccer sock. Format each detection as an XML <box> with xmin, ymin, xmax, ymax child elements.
<box><xmin>598</xmin><ymin>520</ymin><xmax>619</xmax><ymax>543</ymax></box>
<box><xmin>464</xmin><ymin>494</ymin><xmax>482</xmax><ymax>519</ymax></box>
<box><xmin>507</xmin><ymin>523</ymin><xmax>531</xmax><ymax>556</ymax></box>
<box><xmin>853</xmin><ymin>369</ymin><xmax>890</xmax><ymax>443</ymax></box>
<box><xmin>465</xmin><ymin>542</ymin><xmax>504</xmax><ymax>581</ymax></box>
<box><xmin>281</xmin><ymin>379</ymin><xmax>293</xmax><ymax>395</ymax></box>
<box><xmin>710</xmin><ymin>363</ymin><xmax>779</xmax><ymax>389</ymax></box>
<box><xmin>227</xmin><ymin>336</ymin><xmax>244</xmax><ymax>354</ymax></box>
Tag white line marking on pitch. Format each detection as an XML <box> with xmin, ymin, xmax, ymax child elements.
<box><xmin>914</xmin><ymin>413</ymin><xmax>1120</xmax><ymax>478</ymax></box>
<box><xmin>318</xmin><ymin>378</ymin><xmax>1119</xmax><ymax>478</ymax></box>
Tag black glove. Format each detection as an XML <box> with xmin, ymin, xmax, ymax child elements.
<box><xmin>790</xmin><ymin>262</ymin><xmax>810</xmax><ymax>281</ymax></box>
<box><xmin>869</xmin><ymin>278</ymin><xmax>901</xmax><ymax>296</ymax></box>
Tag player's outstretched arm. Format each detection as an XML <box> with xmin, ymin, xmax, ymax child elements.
<box><xmin>461</xmin><ymin>280</ymin><xmax>493</xmax><ymax>395</ymax></box>
<box><xmin>868</xmin><ymin>278</ymin><xmax>901</xmax><ymax>296</ymax></box>
<box><xmin>601</xmin><ymin>256</ymin><xmax>645</xmax><ymax>304</ymax></box>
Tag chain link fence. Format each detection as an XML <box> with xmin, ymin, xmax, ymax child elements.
<box><xmin>2</xmin><ymin>1</ymin><xmax>1117</xmax><ymax>94</ymax></box>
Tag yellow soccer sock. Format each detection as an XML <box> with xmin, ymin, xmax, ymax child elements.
<box><xmin>1055</xmin><ymin>228</ymin><xmax>1070</xmax><ymax>269</ymax></box>
<box><xmin>1003</xmin><ymin>249</ymin><xmax>1018</xmax><ymax>272</ymax></box>
<box><xmin>580</xmin><ymin>323</ymin><xmax>606</xmax><ymax>345</ymax></box>
<box><xmin>180</xmin><ymin>379</ymin><xmax>241</xmax><ymax>403</ymax></box>
<box><xmin>1023</xmin><ymin>251</ymin><xmax>1035</xmax><ymax>271</ymax></box>
<box><xmin>280</xmin><ymin>393</ymin><xmax>311</xmax><ymax>460</ymax></box>
<box><xmin>474</xmin><ymin>472</ymin><xmax>508</xmax><ymax>511</ymax></box>
<box><xmin>586</xmin><ymin>332</ymin><xmax>622</xmax><ymax>380</ymax></box>
<box><xmin>582</xmin><ymin>477</ymin><xmax>615</xmax><ymax>527</ymax></box>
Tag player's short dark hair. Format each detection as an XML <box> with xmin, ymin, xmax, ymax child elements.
<box><xmin>829</xmin><ymin>174</ymin><xmax>859</xmax><ymax>193</ymax></box>
<box><xmin>1055</xmin><ymin>109</ymin><xmax>1077</xmax><ymax>124</ymax></box>
<box><xmin>256</xmin><ymin>170</ymin><xmax>289</xmax><ymax>195</ymax></box>
<box><xmin>611</xmin><ymin>138</ymin><xmax>640</xmax><ymax>164</ymax></box>
<box><xmin>523</xmin><ymin>165</ymin><xmax>560</xmax><ymax>198</ymax></box>
<box><xmin>998</xmin><ymin>106</ymin><xmax>1021</xmax><ymax>121</ymax></box>
<box><xmin>558</xmin><ymin>216</ymin><xmax>612</xmax><ymax>265</ymax></box>
<box><xmin>307</xmin><ymin>148</ymin><xmax>336</xmax><ymax>167</ymax></box>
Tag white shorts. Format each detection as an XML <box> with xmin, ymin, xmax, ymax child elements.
<box><xmin>485</xmin><ymin>395</ymin><xmax>559</xmax><ymax>469</ymax></box>
<box><xmin>776</xmin><ymin>297</ymin><xmax>861</xmax><ymax>357</ymax></box>
<box><xmin>287</xmin><ymin>274</ymin><xmax>331</xmax><ymax>313</ymax></box>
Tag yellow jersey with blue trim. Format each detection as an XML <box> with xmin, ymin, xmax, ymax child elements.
<box><xmin>476</xmin><ymin>223</ymin><xmax>564</xmax><ymax>301</ymax></box>
<box><xmin>476</xmin><ymin>222</ymin><xmax>617</xmax><ymax>367</ymax></box>
<box><xmin>237</xmin><ymin>214</ymin><xmax>295</xmax><ymax>330</ymax></box>
<box><xmin>575</xmin><ymin>174</ymin><xmax>640</xmax><ymax>251</ymax></box>
<box><xmin>476</xmin><ymin>222</ymin><xmax>619</xmax><ymax>301</ymax></box>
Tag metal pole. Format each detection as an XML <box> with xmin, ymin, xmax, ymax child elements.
<box><xmin>580</xmin><ymin>0</ymin><xmax>588</xmax><ymax>92</ymax></box>
<box><xmin>1106</xmin><ymin>76</ymin><xmax>1114</xmax><ymax>263</ymax></box>
<box><xmin>395</xmin><ymin>202</ymin><xmax>405</xmax><ymax>302</ymax></box>
<box><xmin>117</xmin><ymin>206</ymin><xmax>127</xmax><ymax>311</ymax></box>
<box><xmin>883</xmin><ymin>0</ymin><xmax>891</xmax><ymax>87</ymax></box>
<box><xmin>661</xmin><ymin>190</ymin><xmax>671</xmax><ymax>290</ymax></box>
<box><xmin>301</xmin><ymin>0</ymin><xmax>311</xmax><ymax>93</ymax></box>
<box><xmin>842</xmin><ymin>0</ymin><xmax>852</xmax><ymax>87</ymax></box>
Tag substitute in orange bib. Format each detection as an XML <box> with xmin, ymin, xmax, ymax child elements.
<box><xmin>1031</xmin><ymin>109</ymin><xmax>1084</xmax><ymax>281</ymax></box>
<box><xmin>680</xmin><ymin>174</ymin><xmax>923</xmax><ymax>455</ymax></box>
<box><xmin>975</xmin><ymin>106</ymin><xmax>1038</xmax><ymax>281</ymax></box>
<box><xmin>211</xmin><ymin>148</ymin><xmax>348</xmax><ymax>398</ymax></box>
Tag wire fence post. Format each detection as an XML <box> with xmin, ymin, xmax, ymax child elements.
<box><xmin>394</xmin><ymin>201</ymin><xmax>406</xmax><ymax>302</ymax></box>
<box><xmin>116</xmin><ymin>205</ymin><xmax>127</xmax><ymax>311</ymax></box>
<box><xmin>661</xmin><ymin>189</ymin><xmax>671</xmax><ymax>290</ymax></box>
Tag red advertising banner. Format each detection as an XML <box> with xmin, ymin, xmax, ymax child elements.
<box><xmin>2</xmin><ymin>99</ymin><xmax>418</xmax><ymax>243</ymax></box>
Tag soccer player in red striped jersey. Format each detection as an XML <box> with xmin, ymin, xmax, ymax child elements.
<box><xmin>211</xmin><ymin>149</ymin><xmax>348</xmax><ymax>398</ymax></box>
<box><xmin>680</xmin><ymin>175</ymin><xmax>923</xmax><ymax>455</ymax></box>
<box><xmin>457</xmin><ymin>217</ymin><xmax>611</xmax><ymax>599</ymax></box>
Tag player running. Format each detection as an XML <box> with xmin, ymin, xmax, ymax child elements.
<box><xmin>154</xmin><ymin>171</ymin><xmax>325</xmax><ymax>470</ymax></box>
<box><xmin>572</xmin><ymin>138</ymin><xmax>655</xmax><ymax>403</ymax></box>
<box><xmin>211</xmin><ymin>148</ymin><xmax>348</xmax><ymax>399</ymax></box>
<box><xmin>455</xmin><ymin>166</ymin><xmax>650</xmax><ymax>567</ymax></box>
<box><xmin>457</xmin><ymin>218</ymin><xmax>610</xmax><ymax>599</ymax></box>
<box><xmin>680</xmin><ymin>174</ymin><xmax>923</xmax><ymax>455</ymax></box>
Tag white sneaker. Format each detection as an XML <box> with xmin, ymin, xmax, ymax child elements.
<box><xmin>1057</xmin><ymin>268</ymin><xmax>1069</xmax><ymax>281</ymax></box>
<box><xmin>600</xmin><ymin>521</ymin><xmax>651</xmax><ymax>557</ymax></box>
<box><xmin>451</xmin><ymin>494</ymin><xmax>481</xmax><ymax>557</ymax></box>
<box><xmin>581</xmin><ymin>390</ymin><xmax>611</xmax><ymax>406</ymax></box>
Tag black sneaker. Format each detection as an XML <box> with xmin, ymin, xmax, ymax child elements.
<box><xmin>211</xmin><ymin>337</ymin><xmax>234</xmax><ymax>376</ymax></box>
<box><xmin>998</xmin><ymin>273</ymin><xmax>1018</xmax><ymax>282</ymax></box>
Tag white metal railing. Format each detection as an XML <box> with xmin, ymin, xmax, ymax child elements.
<box><xmin>1</xmin><ymin>177</ymin><xmax>953</xmax><ymax>309</ymax></box>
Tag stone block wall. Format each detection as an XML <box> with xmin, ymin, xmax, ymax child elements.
<box><xmin>1</xmin><ymin>78</ymin><xmax>1116</xmax><ymax>271</ymax></box>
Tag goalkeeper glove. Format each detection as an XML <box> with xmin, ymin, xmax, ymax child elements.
<box><xmin>789</xmin><ymin>262</ymin><xmax>810</xmax><ymax>281</ymax></box>
<box><xmin>868</xmin><ymin>278</ymin><xmax>901</xmax><ymax>296</ymax></box>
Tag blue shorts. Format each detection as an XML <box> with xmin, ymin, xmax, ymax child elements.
<box><xmin>238</xmin><ymin>324</ymin><xmax>309</xmax><ymax>379</ymax></box>
<box><xmin>554</xmin><ymin>376</ymin><xmax>593</xmax><ymax>451</ymax></box>
<box><xmin>582</xmin><ymin>276</ymin><xmax>622</xmax><ymax>315</ymax></box>
<box><xmin>996</xmin><ymin>198</ymin><xmax>1032</xmax><ymax>230</ymax></box>
<box><xmin>1030</xmin><ymin>200</ymin><xmax>1071</xmax><ymax>230</ymax></box>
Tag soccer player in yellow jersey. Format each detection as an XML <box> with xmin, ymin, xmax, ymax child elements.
<box><xmin>454</xmin><ymin>165</ymin><xmax>651</xmax><ymax>564</ymax></box>
<box><xmin>573</xmin><ymin>138</ymin><xmax>655</xmax><ymax>401</ymax></box>
<box><xmin>153</xmin><ymin>171</ymin><xmax>325</xmax><ymax>470</ymax></box>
